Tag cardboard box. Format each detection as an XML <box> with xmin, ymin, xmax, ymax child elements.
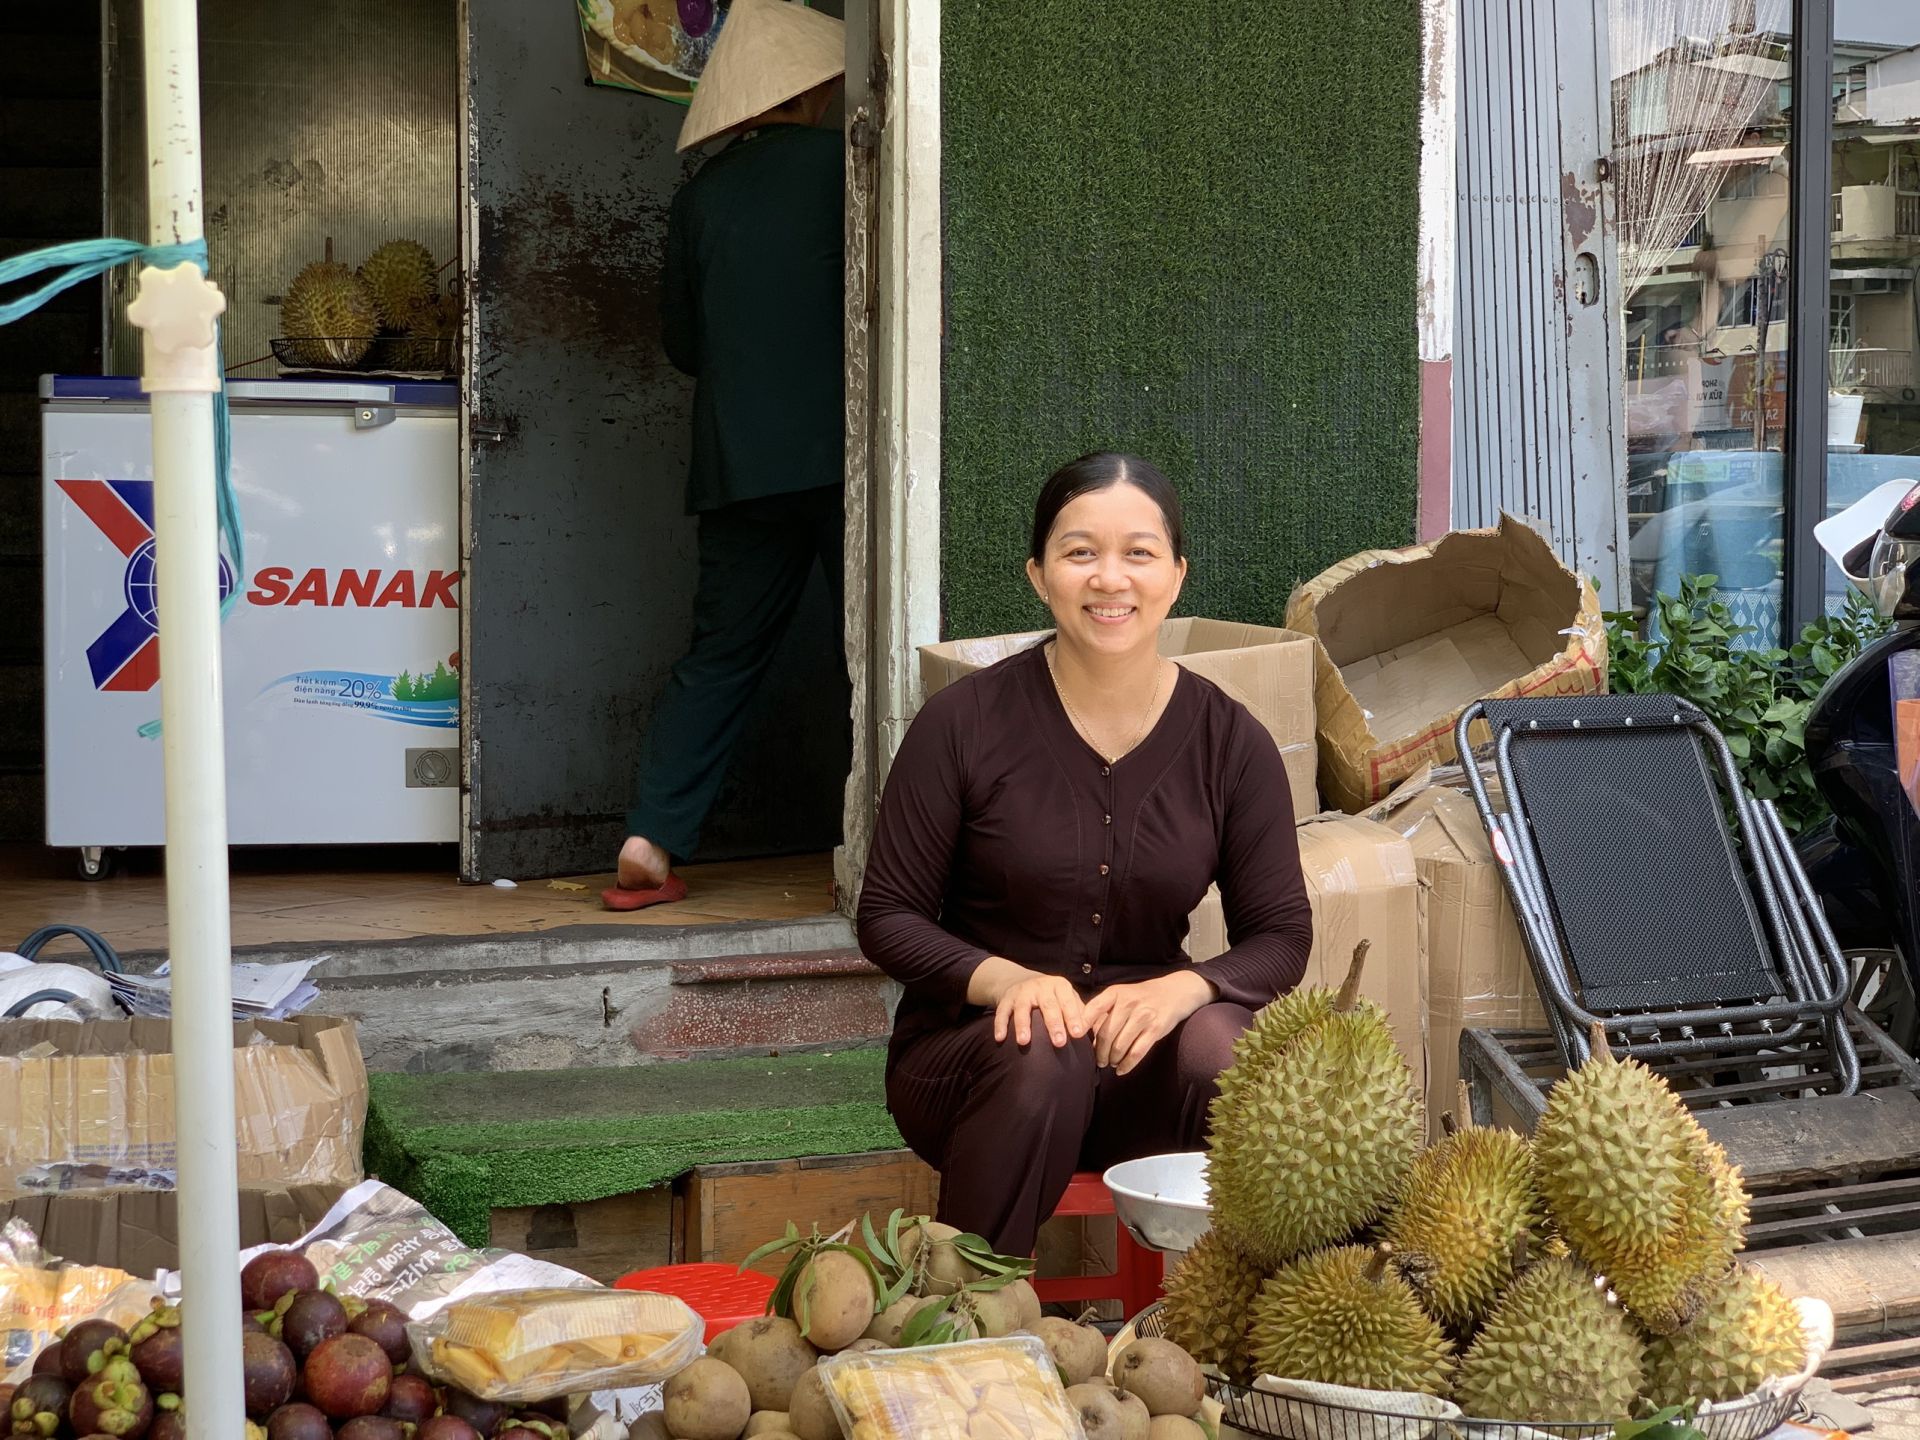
<box><xmin>1367</xmin><ymin>771</ymin><xmax>1547</xmax><ymax>1139</ymax></box>
<box><xmin>0</xmin><ymin>1015</ymin><xmax>369</xmax><ymax>1190</ymax></box>
<box><xmin>919</xmin><ymin>618</ymin><xmax>1320</xmax><ymax>820</ymax></box>
<box><xmin>1188</xmin><ymin>811</ymin><xmax>1425</xmax><ymax>1085</ymax></box>
<box><xmin>0</xmin><ymin>1185</ymin><xmax>345</xmax><ymax>1275</ymax></box>
<box><xmin>1284</xmin><ymin>516</ymin><xmax>1607</xmax><ymax>813</ymax></box>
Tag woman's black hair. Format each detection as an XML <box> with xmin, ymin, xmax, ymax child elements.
<box><xmin>1028</xmin><ymin>452</ymin><xmax>1185</xmax><ymax>564</ymax></box>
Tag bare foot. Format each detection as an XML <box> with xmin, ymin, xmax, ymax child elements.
<box><xmin>617</xmin><ymin>835</ymin><xmax>673</xmax><ymax>890</ymax></box>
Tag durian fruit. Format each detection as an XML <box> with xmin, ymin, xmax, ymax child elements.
<box><xmin>1607</xmin><ymin>1130</ymin><xmax>1748</xmax><ymax>1335</ymax></box>
<box><xmin>281</xmin><ymin>256</ymin><xmax>378</xmax><ymax>367</ymax></box>
<box><xmin>1247</xmin><ymin>1244</ymin><xmax>1454</xmax><ymax>1395</ymax></box>
<box><xmin>1208</xmin><ymin>943</ymin><xmax>1424</xmax><ymax>1268</ymax></box>
<box><xmin>1159</xmin><ymin>1230</ymin><xmax>1264</xmax><ymax>1383</ymax></box>
<box><xmin>358</xmin><ymin>239</ymin><xmax>438</xmax><ymax>330</ymax></box>
<box><xmin>1642</xmin><ymin>1266</ymin><xmax>1808</xmax><ymax>1408</ymax></box>
<box><xmin>1532</xmin><ymin>1024</ymin><xmax>1704</xmax><ymax>1268</ymax></box>
<box><xmin>391</xmin><ymin>293</ymin><xmax>459</xmax><ymax>372</ymax></box>
<box><xmin>1384</xmin><ymin>1089</ymin><xmax>1541</xmax><ymax>1332</ymax></box>
<box><xmin>1452</xmin><ymin>1252</ymin><xmax>1645</xmax><ymax>1424</ymax></box>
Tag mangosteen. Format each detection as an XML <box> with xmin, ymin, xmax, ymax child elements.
<box><xmin>381</xmin><ymin>1374</ymin><xmax>437</xmax><ymax>1426</ymax></box>
<box><xmin>126</xmin><ymin>1309</ymin><xmax>184</xmax><ymax>1395</ymax></box>
<box><xmin>495</xmin><ymin>1428</ymin><xmax>542</xmax><ymax>1440</ymax></box>
<box><xmin>275</xmin><ymin>1291</ymin><xmax>349</xmax><ymax>1361</ymax></box>
<box><xmin>346</xmin><ymin>1301</ymin><xmax>411</xmax><ymax>1369</ymax></box>
<box><xmin>265</xmin><ymin>1403</ymin><xmax>332</xmax><ymax>1440</ymax></box>
<box><xmin>60</xmin><ymin>1320</ymin><xmax>130</xmax><ymax>1384</ymax></box>
<box><xmin>29</xmin><ymin>1347</ymin><xmax>62</xmax><ymax>1379</ymax></box>
<box><xmin>338</xmin><ymin>1417</ymin><xmax>406</xmax><ymax>1440</ymax></box>
<box><xmin>147</xmin><ymin>1415</ymin><xmax>185</xmax><ymax>1440</ymax></box>
<box><xmin>436</xmin><ymin>1389</ymin><xmax>507</xmax><ymax>1439</ymax></box>
<box><xmin>10</xmin><ymin>1375</ymin><xmax>72</xmax><ymax>1438</ymax></box>
<box><xmin>302</xmin><ymin>1333</ymin><xmax>391</xmax><ymax>1420</ymax></box>
<box><xmin>241</xmin><ymin>1332</ymin><xmax>298</xmax><ymax>1418</ymax></box>
<box><xmin>523</xmin><ymin>1398</ymin><xmax>569</xmax><ymax>1425</ymax></box>
<box><xmin>68</xmin><ymin>1359</ymin><xmax>152</xmax><ymax>1439</ymax></box>
<box><xmin>240</xmin><ymin>1251</ymin><xmax>320</xmax><ymax>1314</ymax></box>
<box><xmin>244</xmin><ymin>1313</ymin><xmax>271</xmax><ymax>1336</ymax></box>
<box><xmin>413</xmin><ymin>1418</ymin><xmax>484</xmax><ymax>1440</ymax></box>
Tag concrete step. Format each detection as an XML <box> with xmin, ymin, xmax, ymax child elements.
<box><xmin>629</xmin><ymin>948</ymin><xmax>893</xmax><ymax>1061</ymax></box>
<box><xmin>127</xmin><ymin>910</ymin><xmax>880</xmax><ymax>1075</ymax></box>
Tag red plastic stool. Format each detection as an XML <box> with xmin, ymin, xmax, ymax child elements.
<box><xmin>614</xmin><ymin>1262</ymin><xmax>776</xmax><ymax>1343</ymax></box>
<box><xmin>1030</xmin><ymin>1171</ymin><xmax>1165</xmax><ymax>1317</ymax></box>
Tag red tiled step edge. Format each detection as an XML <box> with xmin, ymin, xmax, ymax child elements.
<box><xmin>668</xmin><ymin>948</ymin><xmax>885</xmax><ymax>985</ymax></box>
<box><xmin>632</xmin><ymin>949</ymin><xmax>893</xmax><ymax>1059</ymax></box>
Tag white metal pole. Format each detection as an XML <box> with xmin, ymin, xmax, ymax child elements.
<box><xmin>132</xmin><ymin>1</ymin><xmax>245</xmax><ymax>1434</ymax></box>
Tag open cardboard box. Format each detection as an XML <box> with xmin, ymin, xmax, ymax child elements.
<box><xmin>1285</xmin><ymin>516</ymin><xmax>1606</xmax><ymax>813</ymax></box>
<box><xmin>920</xmin><ymin>617</ymin><xmax>1320</xmax><ymax>820</ymax></box>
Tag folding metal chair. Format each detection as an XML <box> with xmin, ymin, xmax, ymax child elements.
<box><xmin>1453</xmin><ymin>693</ymin><xmax>1861</xmax><ymax>1094</ymax></box>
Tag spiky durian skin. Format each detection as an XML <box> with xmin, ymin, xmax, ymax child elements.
<box><xmin>1247</xmin><ymin>1247</ymin><xmax>1454</xmax><ymax>1395</ymax></box>
<box><xmin>1161</xmin><ymin>1230</ymin><xmax>1264</xmax><ymax>1383</ymax></box>
<box><xmin>1452</xmin><ymin>1258</ymin><xmax>1645</xmax><ymax>1423</ymax></box>
<box><xmin>1606</xmin><ymin>1134</ymin><xmax>1749</xmax><ymax>1335</ymax></box>
<box><xmin>281</xmin><ymin>262</ymin><xmax>377</xmax><ymax>366</ymax></box>
<box><xmin>390</xmin><ymin>293</ymin><xmax>459</xmax><ymax>371</ymax></box>
<box><xmin>357</xmin><ymin>239</ymin><xmax>438</xmax><ymax>330</ymax></box>
<box><xmin>1384</xmin><ymin>1125</ymin><xmax>1541</xmax><ymax>1331</ymax></box>
<box><xmin>1642</xmin><ymin>1267</ymin><xmax>1807</xmax><ymax>1407</ymax></box>
<box><xmin>1532</xmin><ymin>1049</ymin><xmax>1701</xmax><ymax>1267</ymax></box>
<box><xmin>1209</xmin><ymin>1008</ymin><xmax>1423</xmax><ymax>1268</ymax></box>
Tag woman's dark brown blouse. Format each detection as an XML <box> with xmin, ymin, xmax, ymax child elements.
<box><xmin>856</xmin><ymin>640</ymin><xmax>1314</xmax><ymax>1050</ymax></box>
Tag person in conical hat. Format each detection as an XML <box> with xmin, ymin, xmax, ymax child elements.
<box><xmin>607</xmin><ymin>0</ymin><xmax>849</xmax><ymax>910</ymax></box>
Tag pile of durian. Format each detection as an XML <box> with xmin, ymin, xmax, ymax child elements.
<box><xmin>280</xmin><ymin>239</ymin><xmax>457</xmax><ymax>372</ymax></box>
<box><xmin>1162</xmin><ymin>943</ymin><xmax>1810</xmax><ymax>1425</ymax></box>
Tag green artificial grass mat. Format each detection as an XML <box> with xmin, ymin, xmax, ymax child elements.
<box><xmin>364</xmin><ymin>1050</ymin><xmax>903</xmax><ymax>1246</ymax></box>
<box><xmin>940</xmin><ymin>0</ymin><xmax>1423</xmax><ymax>640</ymax></box>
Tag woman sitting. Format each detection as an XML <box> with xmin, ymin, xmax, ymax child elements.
<box><xmin>856</xmin><ymin>451</ymin><xmax>1313</xmax><ymax>1255</ymax></box>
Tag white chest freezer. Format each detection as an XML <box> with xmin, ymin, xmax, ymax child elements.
<box><xmin>42</xmin><ymin>375</ymin><xmax>461</xmax><ymax>848</ymax></box>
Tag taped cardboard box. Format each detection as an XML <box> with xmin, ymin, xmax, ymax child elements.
<box><xmin>919</xmin><ymin>617</ymin><xmax>1321</xmax><ymax>820</ymax></box>
<box><xmin>1188</xmin><ymin>811</ymin><xmax>1425</xmax><ymax>1085</ymax></box>
<box><xmin>1283</xmin><ymin>516</ymin><xmax>1607</xmax><ymax>813</ymax></box>
<box><xmin>1367</xmin><ymin>770</ymin><xmax>1547</xmax><ymax>1139</ymax></box>
<box><xmin>0</xmin><ymin>1184</ymin><xmax>345</xmax><ymax>1274</ymax></box>
<box><xmin>0</xmin><ymin>1015</ymin><xmax>369</xmax><ymax>1191</ymax></box>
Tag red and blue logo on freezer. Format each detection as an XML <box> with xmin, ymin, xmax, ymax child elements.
<box><xmin>57</xmin><ymin>478</ymin><xmax>233</xmax><ymax>692</ymax></box>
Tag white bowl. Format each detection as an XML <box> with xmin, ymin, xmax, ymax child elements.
<box><xmin>1103</xmin><ymin>1152</ymin><xmax>1212</xmax><ymax>1254</ymax></box>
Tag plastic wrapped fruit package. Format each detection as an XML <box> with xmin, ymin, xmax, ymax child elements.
<box><xmin>820</xmin><ymin>1336</ymin><xmax>1088</xmax><ymax>1440</ymax></box>
<box><xmin>406</xmin><ymin>1288</ymin><xmax>702</xmax><ymax>1403</ymax></box>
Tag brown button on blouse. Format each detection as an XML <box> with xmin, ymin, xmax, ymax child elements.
<box><xmin>857</xmin><ymin>640</ymin><xmax>1314</xmax><ymax>1050</ymax></box>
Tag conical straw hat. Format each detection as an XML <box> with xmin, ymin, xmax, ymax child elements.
<box><xmin>678</xmin><ymin>0</ymin><xmax>845</xmax><ymax>151</ymax></box>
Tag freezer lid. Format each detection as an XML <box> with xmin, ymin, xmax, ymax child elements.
<box><xmin>41</xmin><ymin>375</ymin><xmax>459</xmax><ymax>408</ymax></box>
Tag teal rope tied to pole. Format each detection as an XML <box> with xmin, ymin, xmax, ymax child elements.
<box><xmin>0</xmin><ymin>237</ymin><xmax>244</xmax><ymax>620</ymax></box>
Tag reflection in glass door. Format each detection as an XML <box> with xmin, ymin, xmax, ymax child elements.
<box><xmin>1613</xmin><ymin>0</ymin><xmax>1795</xmax><ymax>646</ymax></box>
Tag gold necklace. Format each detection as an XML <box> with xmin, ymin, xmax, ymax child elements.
<box><xmin>1045</xmin><ymin>642</ymin><xmax>1166</xmax><ymax>764</ymax></box>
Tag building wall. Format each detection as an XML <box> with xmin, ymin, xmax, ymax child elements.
<box><xmin>936</xmin><ymin>0</ymin><xmax>1423</xmax><ymax>639</ymax></box>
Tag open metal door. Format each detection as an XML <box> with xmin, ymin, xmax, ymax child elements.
<box><xmin>458</xmin><ymin>1</ymin><xmax>850</xmax><ymax>882</ymax></box>
<box><xmin>1454</xmin><ymin>0</ymin><xmax>1628</xmax><ymax>603</ymax></box>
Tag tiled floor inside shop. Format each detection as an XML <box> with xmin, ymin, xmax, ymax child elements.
<box><xmin>0</xmin><ymin>844</ymin><xmax>838</xmax><ymax>956</ymax></box>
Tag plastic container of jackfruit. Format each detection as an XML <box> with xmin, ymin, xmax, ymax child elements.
<box><xmin>406</xmin><ymin>1287</ymin><xmax>703</xmax><ymax>1403</ymax></box>
<box><xmin>820</xmin><ymin>1336</ymin><xmax>1087</xmax><ymax>1440</ymax></box>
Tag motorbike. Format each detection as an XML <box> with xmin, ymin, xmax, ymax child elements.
<box><xmin>1796</xmin><ymin>477</ymin><xmax>1920</xmax><ymax>1041</ymax></box>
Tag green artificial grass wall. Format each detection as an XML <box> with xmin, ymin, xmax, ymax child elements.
<box><xmin>940</xmin><ymin>0</ymin><xmax>1424</xmax><ymax>639</ymax></box>
<box><xmin>364</xmin><ymin>1050</ymin><xmax>903</xmax><ymax>1246</ymax></box>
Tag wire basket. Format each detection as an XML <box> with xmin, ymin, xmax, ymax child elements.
<box><xmin>1129</xmin><ymin>1305</ymin><xmax>1801</xmax><ymax>1440</ymax></box>
<box><xmin>271</xmin><ymin>336</ymin><xmax>455</xmax><ymax>376</ymax></box>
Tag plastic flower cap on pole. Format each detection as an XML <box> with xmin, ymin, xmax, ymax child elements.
<box><xmin>131</xmin><ymin>0</ymin><xmax>247</xmax><ymax>1434</ymax></box>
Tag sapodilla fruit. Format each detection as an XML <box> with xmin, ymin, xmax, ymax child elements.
<box><xmin>1159</xmin><ymin>1230</ymin><xmax>1263</xmax><ymax>1383</ymax></box>
<box><xmin>1642</xmin><ymin>1267</ymin><xmax>1808</xmax><ymax>1408</ymax></box>
<box><xmin>1532</xmin><ymin>1025</ymin><xmax>1704</xmax><ymax>1269</ymax></box>
<box><xmin>897</xmin><ymin>1220</ymin><xmax>985</xmax><ymax>1295</ymax></box>
<box><xmin>1247</xmin><ymin>1244</ymin><xmax>1454</xmax><ymax>1395</ymax></box>
<box><xmin>1031</xmin><ymin>1317</ymin><xmax>1108</xmax><ymax>1386</ymax></box>
<box><xmin>783</xmin><ymin>1367</ymin><xmax>839</xmax><ymax>1440</ymax></box>
<box><xmin>1147</xmin><ymin>1420</ymin><xmax>1206</xmax><ymax>1440</ymax></box>
<box><xmin>971</xmin><ymin>1278</ymin><xmax>1041</xmax><ymax>1338</ymax></box>
<box><xmin>1607</xmin><ymin>1131</ymin><xmax>1749</xmax><ymax>1336</ymax></box>
<box><xmin>1385</xmin><ymin>1093</ymin><xmax>1541</xmax><ymax>1332</ymax></box>
<box><xmin>743</xmin><ymin>1414</ymin><xmax>793</xmax><ymax>1437</ymax></box>
<box><xmin>1452</xmin><ymin>1254</ymin><xmax>1645</xmax><ymax>1423</ymax></box>
<box><xmin>716</xmin><ymin>1316</ymin><xmax>819</xmax><ymax>1412</ymax></box>
<box><xmin>861</xmin><ymin>1296</ymin><xmax>917</xmax><ymax>1347</ymax></box>
<box><xmin>1065</xmin><ymin>1385</ymin><xmax>1149</xmax><ymax>1440</ymax></box>
<box><xmin>662</xmin><ymin>1358</ymin><xmax>751</xmax><ymax>1440</ymax></box>
<box><xmin>1208</xmin><ymin>944</ymin><xmax>1424</xmax><ymax>1268</ymax></box>
<box><xmin>794</xmin><ymin>1249</ymin><xmax>878</xmax><ymax>1351</ymax></box>
<box><xmin>1115</xmin><ymin>1339</ymin><xmax>1205</xmax><ymax>1418</ymax></box>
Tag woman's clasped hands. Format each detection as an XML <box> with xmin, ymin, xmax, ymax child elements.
<box><xmin>980</xmin><ymin>958</ymin><xmax>1215</xmax><ymax>1076</ymax></box>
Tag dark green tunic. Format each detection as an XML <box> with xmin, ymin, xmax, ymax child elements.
<box><xmin>663</xmin><ymin>123</ymin><xmax>847</xmax><ymax>514</ymax></box>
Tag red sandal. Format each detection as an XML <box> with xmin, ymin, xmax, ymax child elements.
<box><xmin>600</xmin><ymin>874</ymin><xmax>689</xmax><ymax>911</ymax></box>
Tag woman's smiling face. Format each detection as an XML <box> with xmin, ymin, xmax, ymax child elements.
<box><xmin>1027</xmin><ymin>480</ymin><xmax>1187</xmax><ymax>657</ymax></box>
